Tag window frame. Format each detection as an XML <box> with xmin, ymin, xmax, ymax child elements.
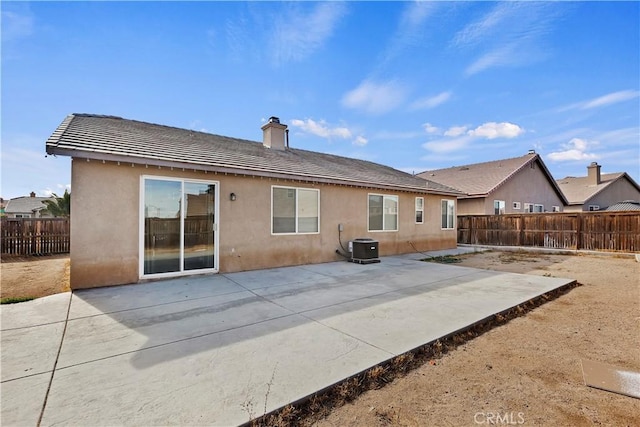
<box><xmin>368</xmin><ymin>193</ymin><xmax>399</xmax><ymax>232</ymax></box>
<box><xmin>441</xmin><ymin>199</ymin><xmax>456</xmax><ymax>230</ymax></box>
<box><xmin>534</xmin><ymin>204</ymin><xmax>544</xmax><ymax>213</ymax></box>
<box><xmin>494</xmin><ymin>200</ymin><xmax>506</xmax><ymax>215</ymax></box>
<box><xmin>271</xmin><ymin>185</ymin><xmax>320</xmax><ymax>235</ymax></box>
<box><xmin>589</xmin><ymin>205</ymin><xmax>600</xmax><ymax>211</ymax></box>
<box><xmin>415</xmin><ymin>197</ymin><xmax>424</xmax><ymax>224</ymax></box>
<box><xmin>552</xmin><ymin>206</ymin><xmax>561</xmax><ymax>212</ymax></box>
<box><xmin>524</xmin><ymin>203</ymin><xmax>534</xmax><ymax>213</ymax></box>
<box><xmin>513</xmin><ymin>202</ymin><xmax>521</xmax><ymax>210</ymax></box>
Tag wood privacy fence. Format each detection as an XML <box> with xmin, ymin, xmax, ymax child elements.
<box><xmin>1</xmin><ymin>217</ymin><xmax>70</xmax><ymax>256</ymax></box>
<box><xmin>457</xmin><ymin>212</ymin><xmax>640</xmax><ymax>253</ymax></box>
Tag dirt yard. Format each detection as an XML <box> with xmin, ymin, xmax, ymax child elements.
<box><xmin>1</xmin><ymin>251</ymin><xmax>638</xmax><ymax>426</ymax></box>
<box><xmin>0</xmin><ymin>255</ymin><xmax>70</xmax><ymax>299</ymax></box>
<box><xmin>314</xmin><ymin>251</ymin><xmax>640</xmax><ymax>427</ymax></box>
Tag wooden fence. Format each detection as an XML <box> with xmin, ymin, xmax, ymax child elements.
<box><xmin>1</xmin><ymin>217</ymin><xmax>70</xmax><ymax>256</ymax></box>
<box><xmin>457</xmin><ymin>212</ymin><xmax>640</xmax><ymax>253</ymax></box>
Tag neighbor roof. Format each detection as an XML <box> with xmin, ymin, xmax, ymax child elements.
<box><xmin>418</xmin><ymin>153</ymin><xmax>567</xmax><ymax>203</ymax></box>
<box><xmin>46</xmin><ymin>114</ymin><xmax>461</xmax><ymax>195</ymax></box>
<box><xmin>556</xmin><ymin>173</ymin><xmax>640</xmax><ymax>205</ymax></box>
<box><xmin>605</xmin><ymin>200</ymin><xmax>640</xmax><ymax>211</ymax></box>
<box><xmin>5</xmin><ymin>196</ymin><xmax>52</xmax><ymax>214</ymax></box>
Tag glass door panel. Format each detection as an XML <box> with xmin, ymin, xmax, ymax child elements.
<box><xmin>184</xmin><ymin>183</ymin><xmax>215</xmax><ymax>271</ymax></box>
<box><xmin>144</xmin><ymin>179</ymin><xmax>182</xmax><ymax>274</ymax></box>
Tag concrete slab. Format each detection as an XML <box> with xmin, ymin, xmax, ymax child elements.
<box><xmin>0</xmin><ymin>292</ymin><xmax>71</xmax><ymax>329</ymax></box>
<box><xmin>0</xmin><ymin>373</ymin><xmax>50</xmax><ymax>426</ymax></box>
<box><xmin>1</xmin><ymin>252</ymin><xmax>575</xmax><ymax>426</ymax></box>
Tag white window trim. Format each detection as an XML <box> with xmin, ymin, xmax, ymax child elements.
<box><xmin>441</xmin><ymin>199</ymin><xmax>456</xmax><ymax>230</ymax></box>
<box><xmin>552</xmin><ymin>206</ymin><xmax>561</xmax><ymax>212</ymax></box>
<box><xmin>271</xmin><ymin>185</ymin><xmax>320</xmax><ymax>235</ymax></box>
<box><xmin>368</xmin><ymin>193</ymin><xmax>399</xmax><ymax>232</ymax></box>
<box><xmin>589</xmin><ymin>205</ymin><xmax>600</xmax><ymax>211</ymax></box>
<box><xmin>524</xmin><ymin>203</ymin><xmax>534</xmax><ymax>213</ymax></box>
<box><xmin>139</xmin><ymin>175</ymin><xmax>220</xmax><ymax>280</ymax></box>
<box><xmin>415</xmin><ymin>197</ymin><xmax>424</xmax><ymax>224</ymax></box>
<box><xmin>534</xmin><ymin>204</ymin><xmax>544</xmax><ymax>213</ymax></box>
<box><xmin>494</xmin><ymin>200</ymin><xmax>506</xmax><ymax>215</ymax></box>
<box><xmin>513</xmin><ymin>202</ymin><xmax>521</xmax><ymax>210</ymax></box>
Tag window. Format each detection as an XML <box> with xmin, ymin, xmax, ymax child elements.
<box><xmin>15</xmin><ymin>214</ymin><xmax>31</xmax><ymax>218</ymax></box>
<box><xmin>534</xmin><ymin>204</ymin><xmax>544</xmax><ymax>213</ymax></box>
<box><xmin>272</xmin><ymin>186</ymin><xmax>319</xmax><ymax>234</ymax></box>
<box><xmin>141</xmin><ymin>177</ymin><xmax>218</xmax><ymax>277</ymax></box>
<box><xmin>513</xmin><ymin>202</ymin><xmax>521</xmax><ymax>210</ymax></box>
<box><xmin>589</xmin><ymin>205</ymin><xmax>600</xmax><ymax>211</ymax></box>
<box><xmin>441</xmin><ymin>199</ymin><xmax>455</xmax><ymax>229</ymax></box>
<box><xmin>524</xmin><ymin>203</ymin><xmax>534</xmax><ymax>213</ymax></box>
<box><xmin>494</xmin><ymin>200</ymin><xmax>506</xmax><ymax>215</ymax></box>
<box><xmin>368</xmin><ymin>194</ymin><xmax>398</xmax><ymax>231</ymax></box>
<box><xmin>552</xmin><ymin>206</ymin><xmax>561</xmax><ymax>212</ymax></box>
<box><xmin>415</xmin><ymin>197</ymin><xmax>424</xmax><ymax>224</ymax></box>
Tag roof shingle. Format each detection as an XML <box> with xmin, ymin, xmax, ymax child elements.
<box><xmin>46</xmin><ymin>114</ymin><xmax>461</xmax><ymax>195</ymax></box>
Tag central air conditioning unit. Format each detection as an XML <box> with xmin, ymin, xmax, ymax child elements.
<box><xmin>348</xmin><ymin>238</ymin><xmax>380</xmax><ymax>264</ymax></box>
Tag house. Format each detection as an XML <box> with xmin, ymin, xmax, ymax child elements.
<box><xmin>417</xmin><ymin>152</ymin><xmax>567</xmax><ymax>215</ymax></box>
<box><xmin>0</xmin><ymin>197</ymin><xmax>6</xmax><ymax>216</ymax></box>
<box><xmin>4</xmin><ymin>192</ymin><xmax>54</xmax><ymax>218</ymax></box>
<box><xmin>45</xmin><ymin>114</ymin><xmax>462</xmax><ymax>290</ymax></box>
<box><xmin>556</xmin><ymin>162</ymin><xmax>640</xmax><ymax>212</ymax></box>
<box><xmin>605</xmin><ymin>201</ymin><xmax>640</xmax><ymax>211</ymax></box>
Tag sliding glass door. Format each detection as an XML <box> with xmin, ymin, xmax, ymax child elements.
<box><xmin>142</xmin><ymin>177</ymin><xmax>218</xmax><ymax>277</ymax></box>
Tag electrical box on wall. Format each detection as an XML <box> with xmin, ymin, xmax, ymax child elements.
<box><xmin>349</xmin><ymin>238</ymin><xmax>380</xmax><ymax>264</ymax></box>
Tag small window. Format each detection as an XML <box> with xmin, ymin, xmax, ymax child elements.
<box><xmin>272</xmin><ymin>186</ymin><xmax>319</xmax><ymax>234</ymax></box>
<box><xmin>513</xmin><ymin>202</ymin><xmax>521</xmax><ymax>210</ymax></box>
<box><xmin>369</xmin><ymin>194</ymin><xmax>398</xmax><ymax>231</ymax></box>
<box><xmin>552</xmin><ymin>206</ymin><xmax>561</xmax><ymax>212</ymax></box>
<box><xmin>494</xmin><ymin>200</ymin><xmax>505</xmax><ymax>215</ymax></box>
<box><xmin>415</xmin><ymin>197</ymin><xmax>424</xmax><ymax>224</ymax></box>
<box><xmin>15</xmin><ymin>214</ymin><xmax>31</xmax><ymax>218</ymax></box>
<box><xmin>441</xmin><ymin>199</ymin><xmax>455</xmax><ymax>229</ymax></box>
<box><xmin>589</xmin><ymin>205</ymin><xmax>600</xmax><ymax>211</ymax></box>
<box><xmin>524</xmin><ymin>203</ymin><xmax>534</xmax><ymax>213</ymax></box>
<box><xmin>534</xmin><ymin>204</ymin><xmax>544</xmax><ymax>213</ymax></box>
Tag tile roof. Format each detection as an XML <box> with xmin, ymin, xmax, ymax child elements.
<box><xmin>45</xmin><ymin>114</ymin><xmax>461</xmax><ymax>195</ymax></box>
<box><xmin>555</xmin><ymin>173</ymin><xmax>635</xmax><ymax>205</ymax></box>
<box><xmin>5</xmin><ymin>196</ymin><xmax>52</xmax><ymax>214</ymax></box>
<box><xmin>417</xmin><ymin>153</ymin><xmax>566</xmax><ymax>202</ymax></box>
<box><xmin>605</xmin><ymin>201</ymin><xmax>640</xmax><ymax>211</ymax></box>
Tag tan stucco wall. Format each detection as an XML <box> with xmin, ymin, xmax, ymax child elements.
<box><xmin>70</xmin><ymin>159</ymin><xmax>457</xmax><ymax>289</ymax></box>
<box><xmin>457</xmin><ymin>161</ymin><xmax>564</xmax><ymax>215</ymax></box>
<box><xmin>583</xmin><ymin>178</ymin><xmax>640</xmax><ymax>210</ymax></box>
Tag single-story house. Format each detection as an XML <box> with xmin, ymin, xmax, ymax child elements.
<box><xmin>417</xmin><ymin>152</ymin><xmax>568</xmax><ymax>215</ymax></box>
<box><xmin>4</xmin><ymin>192</ymin><xmax>54</xmax><ymax>218</ymax></box>
<box><xmin>46</xmin><ymin>114</ymin><xmax>462</xmax><ymax>290</ymax></box>
<box><xmin>556</xmin><ymin>162</ymin><xmax>640</xmax><ymax>212</ymax></box>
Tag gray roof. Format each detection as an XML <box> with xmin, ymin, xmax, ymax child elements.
<box><xmin>46</xmin><ymin>114</ymin><xmax>461</xmax><ymax>195</ymax></box>
<box><xmin>556</xmin><ymin>173</ymin><xmax>640</xmax><ymax>205</ymax></box>
<box><xmin>418</xmin><ymin>153</ymin><xmax>568</xmax><ymax>203</ymax></box>
<box><xmin>605</xmin><ymin>200</ymin><xmax>640</xmax><ymax>211</ymax></box>
<box><xmin>5</xmin><ymin>196</ymin><xmax>52</xmax><ymax>214</ymax></box>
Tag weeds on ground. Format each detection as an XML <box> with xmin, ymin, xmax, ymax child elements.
<box><xmin>1</xmin><ymin>296</ymin><xmax>35</xmax><ymax>304</ymax></box>
<box><xmin>421</xmin><ymin>255</ymin><xmax>462</xmax><ymax>264</ymax></box>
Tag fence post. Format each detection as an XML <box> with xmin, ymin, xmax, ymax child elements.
<box><xmin>576</xmin><ymin>213</ymin><xmax>582</xmax><ymax>250</ymax></box>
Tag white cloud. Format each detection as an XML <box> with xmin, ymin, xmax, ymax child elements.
<box><xmin>380</xmin><ymin>1</ymin><xmax>437</xmax><ymax>64</ymax></box>
<box><xmin>270</xmin><ymin>2</ymin><xmax>347</xmax><ymax>65</ymax></box>
<box><xmin>423</xmin><ymin>136</ymin><xmax>473</xmax><ymax>153</ymax></box>
<box><xmin>423</xmin><ymin>123</ymin><xmax>440</xmax><ymax>134</ymax></box>
<box><xmin>444</xmin><ymin>126</ymin><xmax>468</xmax><ymax>137</ymax></box>
<box><xmin>410</xmin><ymin>91</ymin><xmax>452</xmax><ymax>110</ymax></box>
<box><xmin>468</xmin><ymin>122</ymin><xmax>524</xmax><ymax>139</ymax></box>
<box><xmin>548</xmin><ymin>138</ymin><xmax>599</xmax><ymax>162</ymax></box>
<box><xmin>290</xmin><ymin>118</ymin><xmax>352</xmax><ymax>139</ymax></box>
<box><xmin>341</xmin><ymin>79</ymin><xmax>408</xmax><ymax>115</ymax></box>
<box><xmin>353</xmin><ymin>135</ymin><xmax>368</xmax><ymax>147</ymax></box>
<box><xmin>1</xmin><ymin>7</ymin><xmax>34</xmax><ymax>42</ymax></box>
<box><xmin>559</xmin><ymin>90</ymin><xmax>640</xmax><ymax>112</ymax></box>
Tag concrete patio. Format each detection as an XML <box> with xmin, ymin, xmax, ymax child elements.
<box><xmin>1</xmin><ymin>249</ymin><xmax>575</xmax><ymax>426</ymax></box>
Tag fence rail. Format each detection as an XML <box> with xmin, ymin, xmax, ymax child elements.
<box><xmin>1</xmin><ymin>217</ymin><xmax>70</xmax><ymax>256</ymax></box>
<box><xmin>457</xmin><ymin>212</ymin><xmax>640</xmax><ymax>253</ymax></box>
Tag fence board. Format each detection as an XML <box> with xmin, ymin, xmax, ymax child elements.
<box><xmin>1</xmin><ymin>217</ymin><xmax>70</xmax><ymax>256</ymax></box>
<box><xmin>457</xmin><ymin>212</ymin><xmax>639</xmax><ymax>253</ymax></box>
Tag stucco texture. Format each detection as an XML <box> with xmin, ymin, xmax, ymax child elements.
<box><xmin>70</xmin><ymin>160</ymin><xmax>456</xmax><ymax>289</ymax></box>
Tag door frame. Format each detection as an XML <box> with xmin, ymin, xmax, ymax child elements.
<box><xmin>139</xmin><ymin>175</ymin><xmax>220</xmax><ymax>280</ymax></box>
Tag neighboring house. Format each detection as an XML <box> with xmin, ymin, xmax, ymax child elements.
<box><xmin>605</xmin><ymin>201</ymin><xmax>640</xmax><ymax>211</ymax></box>
<box><xmin>417</xmin><ymin>152</ymin><xmax>567</xmax><ymax>215</ymax></box>
<box><xmin>4</xmin><ymin>192</ymin><xmax>54</xmax><ymax>218</ymax></box>
<box><xmin>556</xmin><ymin>162</ymin><xmax>640</xmax><ymax>212</ymax></box>
<box><xmin>45</xmin><ymin>114</ymin><xmax>462</xmax><ymax>290</ymax></box>
<box><xmin>0</xmin><ymin>197</ymin><xmax>6</xmax><ymax>216</ymax></box>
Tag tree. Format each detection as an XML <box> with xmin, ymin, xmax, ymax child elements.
<box><xmin>43</xmin><ymin>189</ymin><xmax>70</xmax><ymax>217</ymax></box>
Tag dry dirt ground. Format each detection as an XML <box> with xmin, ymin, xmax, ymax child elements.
<box><xmin>0</xmin><ymin>254</ymin><xmax>70</xmax><ymax>299</ymax></box>
<box><xmin>1</xmin><ymin>252</ymin><xmax>638</xmax><ymax>426</ymax></box>
<box><xmin>314</xmin><ymin>251</ymin><xmax>640</xmax><ymax>427</ymax></box>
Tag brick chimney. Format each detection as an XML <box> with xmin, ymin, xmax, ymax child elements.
<box><xmin>587</xmin><ymin>162</ymin><xmax>601</xmax><ymax>185</ymax></box>
<box><xmin>261</xmin><ymin>117</ymin><xmax>288</xmax><ymax>150</ymax></box>
<box><xmin>30</xmin><ymin>191</ymin><xmax>36</xmax><ymax>198</ymax></box>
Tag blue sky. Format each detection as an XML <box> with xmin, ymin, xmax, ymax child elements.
<box><xmin>2</xmin><ymin>1</ymin><xmax>639</xmax><ymax>199</ymax></box>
